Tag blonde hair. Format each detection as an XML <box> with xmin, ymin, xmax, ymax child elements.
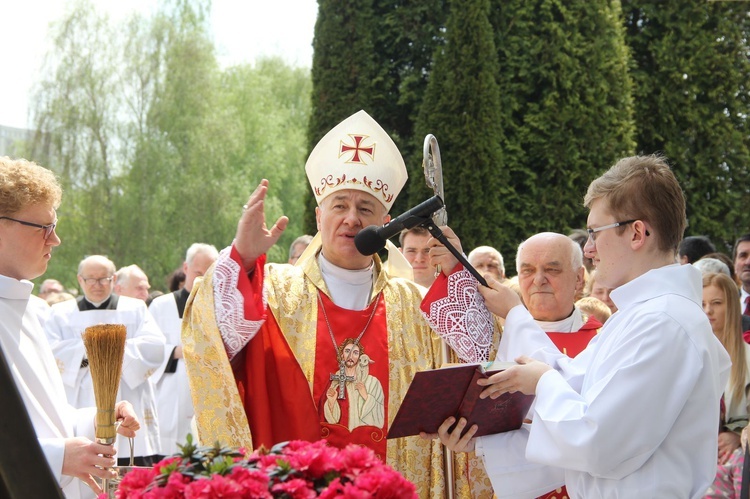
<box><xmin>703</xmin><ymin>272</ymin><xmax>745</xmax><ymax>405</ymax></box>
<box><xmin>576</xmin><ymin>296</ymin><xmax>611</xmax><ymax>325</ymax></box>
<box><xmin>0</xmin><ymin>157</ymin><xmax>62</xmax><ymax>215</ymax></box>
<box><xmin>584</xmin><ymin>155</ymin><xmax>686</xmax><ymax>253</ymax></box>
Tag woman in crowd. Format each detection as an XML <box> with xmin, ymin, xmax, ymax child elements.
<box><xmin>703</xmin><ymin>272</ymin><xmax>750</xmax><ymax>498</ymax></box>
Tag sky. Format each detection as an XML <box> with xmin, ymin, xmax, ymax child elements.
<box><xmin>0</xmin><ymin>0</ymin><xmax>318</xmax><ymax>129</ymax></box>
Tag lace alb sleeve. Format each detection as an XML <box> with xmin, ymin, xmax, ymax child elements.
<box><xmin>212</xmin><ymin>247</ymin><xmax>266</xmax><ymax>360</ymax></box>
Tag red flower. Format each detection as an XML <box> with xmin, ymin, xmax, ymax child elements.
<box><xmin>270</xmin><ymin>478</ymin><xmax>317</xmax><ymax>499</ymax></box>
<box><xmin>338</xmin><ymin>444</ymin><xmax>381</xmax><ymax>477</ymax></box>
<box><xmin>282</xmin><ymin>440</ymin><xmax>343</xmax><ymax>478</ymax></box>
<box><xmin>185</xmin><ymin>476</ymin><xmax>244</xmax><ymax>499</ymax></box>
<box><xmin>116</xmin><ymin>466</ymin><xmax>158</xmax><ymax>498</ymax></box>
<box><xmin>353</xmin><ymin>469</ymin><xmax>417</xmax><ymax>498</ymax></box>
<box><xmin>228</xmin><ymin>467</ymin><xmax>271</xmax><ymax>498</ymax></box>
<box><xmin>155</xmin><ymin>456</ymin><xmax>183</xmax><ymax>475</ymax></box>
<box><xmin>110</xmin><ymin>439</ymin><xmax>416</xmax><ymax>498</ymax></box>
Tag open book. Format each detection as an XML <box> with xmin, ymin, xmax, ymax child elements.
<box><xmin>387</xmin><ymin>361</ymin><xmax>535</xmax><ymax>439</ymax></box>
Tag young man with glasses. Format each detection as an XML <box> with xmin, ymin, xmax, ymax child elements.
<box><xmin>46</xmin><ymin>254</ymin><xmax>166</xmax><ymax>471</ymax></box>
<box><xmin>0</xmin><ymin>156</ymin><xmax>140</xmax><ymax>497</ymax></box>
<box><xmin>425</xmin><ymin>155</ymin><xmax>730</xmax><ymax>498</ymax></box>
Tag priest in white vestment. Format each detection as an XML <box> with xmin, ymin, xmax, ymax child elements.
<box><xmin>0</xmin><ymin>157</ymin><xmax>139</xmax><ymax>498</ymax></box>
<box><xmin>46</xmin><ymin>255</ymin><xmax>165</xmax><ymax>467</ymax></box>
<box><xmin>149</xmin><ymin>243</ymin><xmax>218</xmax><ymax>456</ymax></box>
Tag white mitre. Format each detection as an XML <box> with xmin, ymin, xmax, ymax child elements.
<box><xmin>305</xmin><ymin>109</ymin><xmax>407</xmax><ymax>211</ymax></box>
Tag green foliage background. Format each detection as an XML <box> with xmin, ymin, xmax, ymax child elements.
<box><xmin>13</xmin><ymin>0</ymin><xmax>750</xmax><ymax>290</ymax></box>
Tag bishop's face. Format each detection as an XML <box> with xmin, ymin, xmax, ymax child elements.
<box><xmin>0</xmin><ymin>202</ymin><xmax>60</xmax><ymax>281</ymax></box>
<box><xmin>316</xmin><ymin>190</ymin><xmax>389</xmax><ymax>270</ymax></box>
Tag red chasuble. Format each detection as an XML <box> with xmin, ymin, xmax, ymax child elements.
<box><xmin>232</xmin><ymin>250</ymin><xmax>389</xmax><ymax>460</ymax></box>
<box><xmin>313</xmin><ymin>293</ymin><xmax>388</xmax><ymax>460</ymax></box>
<box><xmin>544</xmin><ymin>315</ymin><xmax>601</xmax><ymax>358</ymax></box>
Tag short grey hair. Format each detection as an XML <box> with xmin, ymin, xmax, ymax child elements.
<box><xmin>77</xmin><ymin>255</ymin><xmax>116</xmax><ymax>276</ymax></box>
<box><xmin>289</xmin><ymin>235</ymin><xmax>313</xmax><ymax>259</ymax></box>
<box><xmin>468</xmin><ymin>246</ymin><xmax>505</xmax><ymax>275</ymax></box>
<box><xmin>186</xmin><ymin>243</ymin><xmax>219</xmax><ymax>265</ymax></box>
<box><xmin>515</xmin><ymin>233</ymin><xmax>583</xmax><ymax>273</ymax></box>
<box><xmin>693</xmin><ymin>257</ymin><xmax>731</xmax><ymax>277</ymax></box>
<box><xmin>115</xmin><ymin>264</ymin><xmax>146</xmax><ymax>285</ymax></box>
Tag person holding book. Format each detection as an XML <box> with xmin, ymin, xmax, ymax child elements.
<box><xmin>424</xmin><ymin>231</ymin><xmax>601</xmax><ymax>499</ymax></box>
<box><xmin>424</xmin><ymin>155</ymin><xmax>730</xmax><ymax>497</ymax></box>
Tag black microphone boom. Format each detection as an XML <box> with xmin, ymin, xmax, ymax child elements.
<box><xmin>355</xmin><ymin>195</ymin><xmax>444</xmax><ymax>256</ymax></box>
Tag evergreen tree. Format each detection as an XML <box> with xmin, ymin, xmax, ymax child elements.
<box><xmin>414</xmin><ymin>0</ymin><xmax>508</xmax><ymax>254</ymax></box>
<box><xmin>488</xmin><ymin>0</ymin><xmax>635</xmax><ymax>259</ymax></box>
<box><xmin>304</xmin><ymin>0</ymin><xmax>380</xmax><ymax>233</ymax></box>
<box><xmin>369</xmin><ymin>0</ymin><xmax>448</xmax><ymax>217</ymax></box>
<box><xmin>622</xmin><ymin>0</ymin><xmax>750</xmax><ymax>251</ymax></box>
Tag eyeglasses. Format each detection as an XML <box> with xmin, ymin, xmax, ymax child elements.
<box><xmin>586</xmin><ymin>220</ymin><xmax>637</xmax><ymax>242</ymax></box>
<box><xmin>0</xmin><ymin>216</ymin><xmax>57</xmax><ymax>240</ymax></box>
<box><xmin>81</xmin><ymin>276</ymin><xmax>114</xmax><ymax>286</ymax></box>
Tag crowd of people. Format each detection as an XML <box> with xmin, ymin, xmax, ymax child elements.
<box><xmin>2</xmin><ymin>108</ymin><xmax>749</xmax><ymax>498</ymax></box>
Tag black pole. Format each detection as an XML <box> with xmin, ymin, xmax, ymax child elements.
<box><xmin>0</xmin><ymin>345</ymin><xmax>64</xmax><ymax>498</ymax></box>
<box><xmin>423</xmin><ymin>222</ymin><xmax>488</xmax><ymax>288</ymax></box>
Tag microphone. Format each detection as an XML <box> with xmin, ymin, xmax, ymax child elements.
<box><xmin>355</xmin><ymin>195</ymin><xmax>444</xmax><ymax>256</ymax></box>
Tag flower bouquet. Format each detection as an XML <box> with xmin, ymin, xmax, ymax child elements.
<box><xmin>104</xmin><ymin>435</ymin><xmax>418</xmax><ymax>498</ymax></box>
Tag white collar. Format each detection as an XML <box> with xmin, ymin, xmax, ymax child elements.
<box><xmin>535</xmin><ymin>308</ymin><xmax>584</xmax><ymax>333</ymax></box>
<box><xmin>317</xmin><ymin>253</ymin><xmax>374</xmax><ymax>310</ymax></box>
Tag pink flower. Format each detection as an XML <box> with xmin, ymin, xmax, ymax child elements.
<box><xmin>353</xmin><ymin>469</ymin><xmax>417</xmax><ymax>498</ymax></box>
<box><xmin>184</xmin><ymin>475</ymin><xmax>244</xmax><ymax>499</ymax></box>
<box><xmin>282</xmin><ymin>440</ymin><xmax>343</xmax><ymax>478</ymax></box>
<box><xmin>338</xmin><ymin>445</ymin><xmax>380</xmax><ymax>477</ymax></box>
<box><xmin>228</xmin><ymin>467</ymin><xmax>271</xmax><ymax>498</ymax></box>
<box><xmin>154</xmin><ymin>456</ymin><xmax>183</xmax><ymax>475</ymax></box>
<box><xmin>255</xmin><ymin>453</ymin><xmax>282</xmax><ymax>471</ymax></box>
<box><xmin>116</xmin><ymin>467</ymin><xmax>158</xmax><ymax>498</ymax></box>
<box><xmin>109</xmin><ymin>439</ymin><xmax>416</xmax><ymax>498</ymax></box>
<box><xmin>270</xmin><ymin>478</ymin><xmax>317</xmax><ymax>499</ymax></box>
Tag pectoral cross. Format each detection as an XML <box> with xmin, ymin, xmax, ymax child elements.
<box><xmin>330</xmin><ymin>361</ymin><xmax>355</xmax><ymax>400</ymax></box>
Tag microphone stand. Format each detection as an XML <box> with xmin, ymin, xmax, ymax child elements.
<box><xmin>421</xmin><ymin>220</ymin><xmax>489</xmax><ymax>288</ymax></box>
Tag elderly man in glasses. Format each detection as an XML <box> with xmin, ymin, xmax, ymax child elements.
<box><xmin>46</xmin><ymin>254</ymin><xmax>166</xmax><ymax>474</ymax></box>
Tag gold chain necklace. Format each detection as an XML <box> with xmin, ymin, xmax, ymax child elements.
<box><xmin>319</xmin><ymin>291</ymin><xmax>381</xmax><ymax>400</ymax></box>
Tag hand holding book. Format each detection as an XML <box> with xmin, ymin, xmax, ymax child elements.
<box><xmin>476</xmin><ymin>355</ymin><xmax>553</xmax><ymax>400</ymax></box>
<box><xmin>387</xmin><ymin>360</ymin><xmax>536</xmax><ymax>440</ymax></box>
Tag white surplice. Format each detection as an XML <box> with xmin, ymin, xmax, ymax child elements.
<box><xmin>45</xmin><ymin>295</ymin><xmax>165</xmax><ymax>459</ymax></box>
<box><xmin>0</xmin><ymin>275</ymin><xmax>95</xmax><ymax>499</ymax></box>
<box><xmin>478</xmin><ymin>264</ymin><xmax>730</xmax><ymax>498</ymax></box>
<box><xmin>148</xmin><ymin>291</ymin><xmax>194</xmax><ymax>455</ymax></box>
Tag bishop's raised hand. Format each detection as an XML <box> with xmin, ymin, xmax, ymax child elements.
<box><xmin>236</xmin><ymin>179</ymin><xmax>289</xmax><ymax>270</ymax></box>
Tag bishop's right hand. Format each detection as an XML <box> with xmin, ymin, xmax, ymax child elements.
<box><xmin>236</xmin><ymin>179</ymin><xmax>289</xmax><ymax>270</ymax></box>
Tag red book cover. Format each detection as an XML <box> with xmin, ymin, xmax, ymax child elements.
<box><xmin>387</xmin><ymin>362</ymin><xmax>535</xmax><ymax>439</ymax></box>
